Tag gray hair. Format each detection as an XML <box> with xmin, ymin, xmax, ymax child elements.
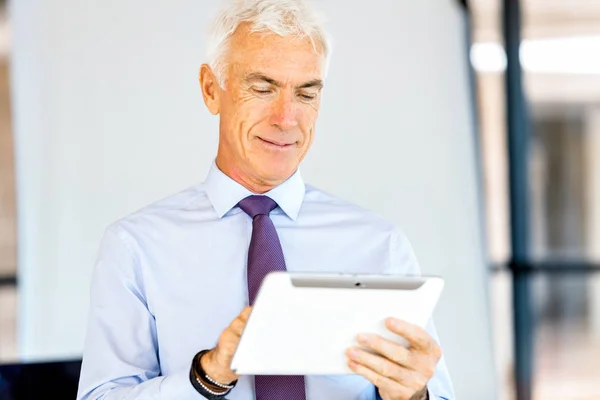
<box><xmin>206</xmin><ymin>0</ymin><xmax>332</xmax><ymax>88</ymax></box>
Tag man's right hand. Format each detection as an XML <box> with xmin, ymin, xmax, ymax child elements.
<box><xmin>200</xmin><ymin>306</ymin><xmax>252</xmax><ymax>385</ymax></box>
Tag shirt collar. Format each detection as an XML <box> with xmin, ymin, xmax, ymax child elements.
<box><xmin>204</xmin><ymin>161</ymin><xmax>305</xmax><ymax>221</ymax></box>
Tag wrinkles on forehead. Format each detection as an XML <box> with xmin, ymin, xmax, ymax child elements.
<box><xmin>223</xmin><ymin>23</ymin><xmax>325</xmax><ymax>88</ymax></box>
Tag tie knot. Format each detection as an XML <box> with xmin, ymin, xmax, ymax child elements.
<box><xmin>238</xmin><ymin>195</ymin><xmax>278</xmax><ymax>218</ymax></box>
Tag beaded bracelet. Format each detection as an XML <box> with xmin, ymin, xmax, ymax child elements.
<box><xmin>189</xmin><ymin>350</ymin><xmax>238</xmax><ymax>399</ymax></box>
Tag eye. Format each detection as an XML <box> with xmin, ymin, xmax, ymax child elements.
<box><xmin>252</xmin><ymin>87</ymin><xmax>272</xmax><ymax>95</ymax></box>
<box><xmin>298</xmin><ymin>93</ymin><xmax>317</xmax><ymax>101</ymax></box>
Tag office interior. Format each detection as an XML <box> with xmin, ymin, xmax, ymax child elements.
<box><xmin>1</xmin><ymin>1</ymin><xmax>600</xmax><ymax>399</ymax></box>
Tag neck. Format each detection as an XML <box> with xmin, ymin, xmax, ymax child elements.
<box><xmin>215</xmin><ymin>157</ymin><xmax>283</xmax><ymax>195</ymax></box>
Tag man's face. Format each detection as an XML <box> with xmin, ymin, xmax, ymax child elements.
<box><xmin>208</xmin><ymin>24</ymin><xmax>324</xmax><ymax>191</ymax></box>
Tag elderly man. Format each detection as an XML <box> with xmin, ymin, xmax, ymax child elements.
<box><xmin>77</xmin><ymin>0</ymin><xmax>454</xmax><ymax>399</ymax></box>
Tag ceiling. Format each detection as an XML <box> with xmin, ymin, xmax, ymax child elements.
<box><xmin>471</xmin><ymin>0</ymin><xmax>600</xmax><ymax>42</ymax></box>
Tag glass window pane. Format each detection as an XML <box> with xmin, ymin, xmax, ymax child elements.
<box><xmin>522</xmin><ymin>0</ymin><xmax>600</xmax><ymax>394</ymax></box>
<box><xmin>533</xmin><ymin>273</ymin><xmax>600</xmax><ymax>400</ymax></box>
<box><xmin>472</xmin><ymin>1</ymin><xmax>600</xmax><ymax>399</ymax></box>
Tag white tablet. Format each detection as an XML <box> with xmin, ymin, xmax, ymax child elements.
<box><xmin>230</xmin><ymin>271</ymin><xmax>444</xmax><ymax>375</ymax></box>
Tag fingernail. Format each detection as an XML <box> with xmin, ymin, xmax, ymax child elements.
<box><xmin>357</xmin><ymin>334</ymin><xmax>370</xmax><ymax>345</ymax></box>
<box><xmin>347</xmin><ymin>347</ymin><xmax>359</xmax><ymax>358</ymax></box>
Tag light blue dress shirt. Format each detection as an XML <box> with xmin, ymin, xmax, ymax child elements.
<box><xmin>77</xmin><ymin>162</ymin><xmax>454</xmax><ymax>400</ymax></box>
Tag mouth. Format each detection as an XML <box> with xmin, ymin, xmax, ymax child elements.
<box><xmin>257</xmin><ymin>137</ymin><xmax>296</xmax><ymax>149</ymax></box>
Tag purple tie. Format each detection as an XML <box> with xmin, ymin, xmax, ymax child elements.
<box><xmin>238</xmin><ymin>195</ymin><xmax>306</xmax><ymax>400</ymax></box>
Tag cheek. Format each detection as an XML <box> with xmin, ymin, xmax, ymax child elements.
<box><xmin>298</xmin><ymin>108</ymin><xmax>319</xmax><ymax>144</ymax></box>
<box><xmin>239</xmin><ymin>100</ymin><xmax>272</xmax><ymax>136</ymax></box>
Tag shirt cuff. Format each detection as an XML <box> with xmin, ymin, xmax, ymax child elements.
<box><xmin>375</xmin><ymin>387</ymin><xmax>450</xmax><ymax>400</ymax></box>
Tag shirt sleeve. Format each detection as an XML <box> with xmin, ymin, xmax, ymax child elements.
<box><xmin>76</xmin><ymin>226</ymin><xmax>201</xmax><ymax>400</ymax></box>
<box><xmin>377</xmin><ymin>227</ymin><xmax>456</xmax><ymax>400</ymax></box>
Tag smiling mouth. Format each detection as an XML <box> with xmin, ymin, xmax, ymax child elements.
<box><xmin>258</xmin><ymin>137</ymin><xmax>296</xmax><ymax>148</ymax></box>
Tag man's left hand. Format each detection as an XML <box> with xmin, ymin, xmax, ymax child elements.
<box><xmin>346</xmin><ymin>318</ymin><xmax>442</xmax><ymax>400</ymax></box>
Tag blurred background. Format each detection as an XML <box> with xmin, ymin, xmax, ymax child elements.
<box><xmin>471</xmin><ymin>0</ymin><xmax>600</xmax><ymax>399</ymax></box>
<box><xmin>1</xmin><ymin>0</ymin><xmax>599</xmax><ymax>399</ymax></box>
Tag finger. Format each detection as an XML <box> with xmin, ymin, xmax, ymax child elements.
<box><xmin>240</xmin><ymin>306</ymin><xmax>252</xmax><ymax>322</ymax></box>
<box><xmin>347</xmin><ymin>358</ymin><xmax>410</xmax><ymax>398</ymax></box>
<box><xmin>346</xmin><ymin>347</ymin><xmax>409</xmax><ymax>382</ymax></box>
<box><xmin>357</xmin><ymin>334</ymin><xmax>412</xmax><ymax>368</ymax></box>
<box><xmin>385</xmin><ymin>319</ymin><xmax>431</xmax><ymax>351</ymax></box>
<box><xmin>218</xmin><ymin>330</ymin><xmax>240</xmax><ymax>357</ymax></box>
<box><xmin>229</xmin><ymin>316</ymin><xmax>247</xmax><ymax>336</ymax></box>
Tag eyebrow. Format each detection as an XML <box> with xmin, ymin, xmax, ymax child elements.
<box><xmin>245</xmin><ymin>73</ymin><xmax>323</xmax><ymax>90</ymax></box>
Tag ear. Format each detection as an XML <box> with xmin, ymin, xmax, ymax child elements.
<box><xmin>199</xmin><ymin>64</ymin><xmax>221</xmax><ymax>115</ymax></box>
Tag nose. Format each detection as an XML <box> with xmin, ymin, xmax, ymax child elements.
<box><xmin>270</xmin><ymin>92</ymin><xmax>299</xmax><ymax>131</ymax></box>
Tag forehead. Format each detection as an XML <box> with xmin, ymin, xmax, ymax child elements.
<box><xmin>227</xmin><ymin>24</ymin><xmax>325</xmax><ymax>83</ymax></box>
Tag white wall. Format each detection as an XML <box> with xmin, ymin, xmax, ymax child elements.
<box><xmin>10</xmin><ymin>0</ymin><xmax>496</xmax><ymax>397</ymax></box>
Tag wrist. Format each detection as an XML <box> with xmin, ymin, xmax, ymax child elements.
<box><xmin>200</xmin><ymin>349</ymin><xmax>238</xmax><ymax>385</ymax></box>
<box><xmin>192</xmin><ymin>364</ymin><xmax>228</xmax><ymax>394</ymax></box>
<box><xmin>189</xmin><ymin>350</ymin><xmax>238</xmax><ymax>399</ymax></box>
